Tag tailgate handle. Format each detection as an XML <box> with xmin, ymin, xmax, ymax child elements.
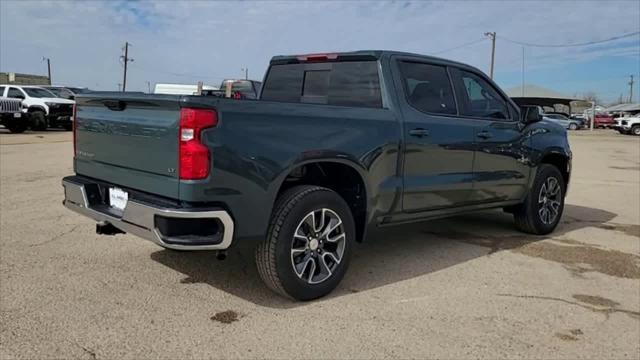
<box><xmin>103</xmin><ymin>100</ymin><xmax>127</xmax><ymax>111</ymax></box>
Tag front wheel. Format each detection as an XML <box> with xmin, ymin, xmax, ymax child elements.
<box><xmin>631</xmin><ymin>125</ymin><xmax>640</xmax><ymax>136</ymax></box>
<box><xmin>256</xmin><ymin>185</ymin><xmax>354</xmax><ymax>301</ymax></box>
<box><xmin>513</xmin><ymin>164</ymin><xmax>566</xmax><ymax>235</ymax></box>
<box><xmin>5</xmin><ymin>120</ymin><xmax>27</xmax><ymax>133</ymax></box>
<box><xmin>568</xmin><ymin>123</ymin><xmax>578</xmax><ymax>130</ymax></box>
<box><xmin>30</xmin><ymin>111</ymin><xmax>47</xmax><ymax>131</ymax></box>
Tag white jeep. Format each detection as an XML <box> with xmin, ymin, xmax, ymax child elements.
<box><xmin>0</xmin><ymin>89</ymin><xmax>26</xmax><ymax>133</ymax></box>
<box><xmin>0</xmin><ymin>85</ymin><xmax>75</xmax><ymax>131</ymax></box>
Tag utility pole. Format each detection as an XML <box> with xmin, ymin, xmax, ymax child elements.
<box><xmin>521</xmin><ymin>46</ymin><xmax>525</xmax><ymax>96</ymax></box>
<box><xmin>120</xmin><ymin>42</ymin><xmax>134</xmax><ymax>92</ymax></box>
<box><xmin>146</xmin><ymin>81</ymin><xmax>151</xmax><ymax>94</ymax></box>
<box><xmin>484</xmin><ymin>32</ymin><xmax>496</xmax><ymax>79</ymax></box>
<box><xmin>242</xmin><ymin>67</ymin><xmax>248</xmax><ymax>80</ymax></box>
<box><xmin>117</xmin><ymin>83</ymin><xmax>122</xmax><ymax>91</ymax></box>
<box><xmin>590</xmin><ymin>101</ymin><xmax>596</xmax><ymax>131</ymax></box>
<box><xmin>629</xmin><ymin>75</ymin><xmax>634</xmax><ymax>103</ymax></box>
<box><xmin>42</xmin><ymin>57</ymin><xmax>51</xmax><ymax>84</ymax></box>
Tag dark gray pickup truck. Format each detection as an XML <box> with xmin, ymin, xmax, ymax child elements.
<box><xmin>62</xmin><ymin>50</ymin><xmax>571</xmax><ymax>300</ymax></box>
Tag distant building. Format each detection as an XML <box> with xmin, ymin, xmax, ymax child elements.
<box><xmin>0</xmin><ymin>72</ymin><xmax>50</xmax><ymax>85</ymax></box>
<box><xmin>505</xmin><ymin>84</ymin><xmax>591</xmax><ymax>115</ymax></box>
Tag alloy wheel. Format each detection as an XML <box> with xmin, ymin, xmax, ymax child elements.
<box><xmin>290</xmin><ymin>208</ymin><xmax>346</xmax><ymax>284</ymax></box>
<box><xmin>538</xmin><ymin>176</ymin><xmax>562</xmax><ymax>225</ymax></box>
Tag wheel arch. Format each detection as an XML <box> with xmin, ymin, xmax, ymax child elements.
<box><xmin>273</xmin><ymin>159</ymin><xmax>370</xmax><ymax>243</ymax></box>
<box><xmin>539</xmin><ymin>151</ymin><xmax>571</xmax><ymax>190</ymax></box>
<box><xmin>27</xmin><ymin>105</ymin><xmax>46</xmax><ymax>113</ymax></box>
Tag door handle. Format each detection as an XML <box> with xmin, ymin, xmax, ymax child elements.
<box><xmin>409</xmin><ymin>128</ymin><xmax>430</xmax><ymax>137</ymax></box>
<box><xmin>477</xmin><ymin>131</ymin><xmax>492</xmax><ymax>139</ymax></box>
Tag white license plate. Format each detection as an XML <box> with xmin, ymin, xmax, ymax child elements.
<box><xmin>109</xmin><ymin>187</ymin><xmax>128</xmax><ymax>211</ymax></box>
<box><xmin>13</xmin><ymin>113</ymin><xmax>21</xmax><ymax>118</ymax></box>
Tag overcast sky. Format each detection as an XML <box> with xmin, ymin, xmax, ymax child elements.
<box><xmin>1</xmin><ymin>0</ymin><xmax>639</xmax><ymax>103</ymax></box>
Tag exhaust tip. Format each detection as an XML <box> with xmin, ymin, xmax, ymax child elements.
<box><xmin>216</xmin><ymin>250</ymin><xmax>227</xmax><ymax>261</ymax></box>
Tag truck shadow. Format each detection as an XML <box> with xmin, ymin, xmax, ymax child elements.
<box><xmin>149</xmin><ymin>204</ymin><xmax>618</xmax><ymax>309</ymax></box>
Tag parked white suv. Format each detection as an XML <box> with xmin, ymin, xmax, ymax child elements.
<box><xmin>0</xmin><ymin>85</ymin><xmax>75</xmax><ymax>131</ymax></box>
<box><xmin>0</xmin><ymin>86</ymin><xmax>26</xmax><ymax>133</ymax></box>
<box><xmin>615</xmin><ymin>116</ymin><xmax>640</xmax><ymax>136</ymax></box>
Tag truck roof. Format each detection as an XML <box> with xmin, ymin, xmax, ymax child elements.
<box><xmin>270</xmin><ymin>50</ymin><xmax>472</xmax><ymax>69</ymax></box>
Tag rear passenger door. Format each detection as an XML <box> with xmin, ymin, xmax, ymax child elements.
<box><xmin>391</xmin><ymin>58</ymin><xmax>476</xmax><ymax>212</ymax></box>
<box><xmin>450</xmin><ymin>68</ymin><xmax>531</xmax><ymax>203</ymax></box>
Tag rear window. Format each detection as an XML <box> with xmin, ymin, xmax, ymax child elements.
<box><xmin>261</xmin><ymin>61</ymin><xmax>382</xmax><ymax>108</ymax></box>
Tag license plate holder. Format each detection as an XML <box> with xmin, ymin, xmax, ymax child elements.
<box><xmin>109</xmin><ymin>187</ymin><xmax>128</xmax><ymax>211</ymax></box>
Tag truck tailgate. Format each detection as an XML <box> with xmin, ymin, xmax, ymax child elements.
<box><xmin>75</xmin><ymin>95</ymin><xmax>181</xmax><ymax>199</ymax></box>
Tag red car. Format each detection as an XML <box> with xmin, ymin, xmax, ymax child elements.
<box><xmin>594</xmin><ymin>114</ymin><xmax>616</xmax><ymax>128</ymax></box>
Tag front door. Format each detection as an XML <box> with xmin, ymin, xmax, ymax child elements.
<box><xmin>449</xmin><ymin>68</ymin><xmax>531</xmax><ymax>203</ymax></box>
<box><xmin>392</xmin><ymin>58</ymin><xmax>476</xmax><ymax>212</ymax></box>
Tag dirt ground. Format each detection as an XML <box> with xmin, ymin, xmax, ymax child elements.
<box><xmin>1</xmin><ymin>129</ymin><xmax>639</xmax><ymax>359</ymax></box>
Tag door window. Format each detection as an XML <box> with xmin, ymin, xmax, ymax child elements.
<box><xmin>7</xmin><ymin>88</ymin><xmax>25</xmax><ymax>99</ymax></box>
<box><xmin>398</xmin><ymin>61</ymin><xmax>456</xmax><ymax>115</ymax></box>
<box><xmin>453</xmin><ymin>69</ymin><xmax>509</xmax><ymax>120</ymax></box>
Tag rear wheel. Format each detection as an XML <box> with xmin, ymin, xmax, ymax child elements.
<box><xmin>256</xmin><ymin>185</ymin><xmax>354</xmax><ymax>301</ymax></box>
<box><xmin>513</xmin><ymin>164</ymin><xmax>565</xmax><ymax>235</ymax></box>
<box><xmin>631</xmin><ymin>125</ymin><xmax>640</xmax><ymax>136</ymax></box>
<box><xmin>30</xmin><ymin>111</ymin><xmax>47</xmax><ymax>131</ymax></box>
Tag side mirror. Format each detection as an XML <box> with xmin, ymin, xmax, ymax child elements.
<box><xmin>523</xmin><ymin>107</ymin><xmax>543</xmax><ymax>124</ymax></box>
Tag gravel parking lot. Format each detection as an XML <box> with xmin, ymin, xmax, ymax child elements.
<box><xmin>1</xmin><ymin>129</ymin><xmax>638</xmax><ymax>359</ymax></box>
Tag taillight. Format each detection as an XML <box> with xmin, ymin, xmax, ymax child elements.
<box><xmin>179</xmin><ymin>108</ymin><xmax>217</xmax><ymax>180</ymax></box>
<box><xmin>72</xmin><ymin>104</ymin><xmax>77</xmax><ymax>157</ymax></box>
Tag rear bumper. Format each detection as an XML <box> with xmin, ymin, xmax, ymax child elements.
<box><xmin>62</xmin><ymin>176</ymin><xmax>234</xmax><ymax>250</ymax></box>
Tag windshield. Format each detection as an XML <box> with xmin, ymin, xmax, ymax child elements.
<box><xmin>23</xmin><ymin>87</ymin><xmax>57</xmax><ymax>98</ymax></box>
<box><xmin>67</xmin><ymin>87</ymin><xmax>91</xmax><ymax>94</ymax></box>
<box><xmin>46</xmin><ymin>88</ymin><xmax>65</xmax><ymax>96</ymax></box>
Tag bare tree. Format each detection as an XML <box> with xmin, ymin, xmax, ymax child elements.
<box><xmin>582</xmin><ymin>91</ymin><xmax>599</xmax><ymax>104</ymax></box>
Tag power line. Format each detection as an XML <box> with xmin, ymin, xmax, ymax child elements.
<box><xmin>498</xmin><ymin>31</ymin><xmax>640</xmax><ymax>48</ymax></box>
<box><xmin>432</xmin><ymin>38</ymin><xmax>487</xmax><ymax>55</ymax></box>
<box><xmin>133</xmin><ymin>62</ymin><xmax>227</xmax><ymax>82</ymax></box>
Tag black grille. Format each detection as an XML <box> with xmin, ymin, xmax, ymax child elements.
<box><xmin>49</xmin><ymin>104</ymin><xmax>73</xmax><ymax>116</ymax></box>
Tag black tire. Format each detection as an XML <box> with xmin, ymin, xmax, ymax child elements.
<box><xmin>30</xmin><ymin>111</ymin><xmax>47</xmax><ymax>131</ymax></box>
<box><xmin>256</xmin><ymin>185</ymin><xmax>355</xmax><ymax>301</ymax></box>
<box><xmin>513</xmin><ymin>164</ymin><xmax>566</xmax><ymax>235</ymax></box>
<box><xmin>568</xmin><ymin>123</ymin><xmax>578</xmax><ymax>130</ymax></box>
<box><xmin>63</xmin><ymin>123</ymin><xmax>73</xmax><ymax>131</ymax></box>
<box><xmin>631</xmin><ymin>125</ymin><xmax>640</xmax><ymax>136</ymax></box>
<box><xmin>5</xmin><ymin>120</ymin><xmax>27</xmax><ymax>133</ymax></box>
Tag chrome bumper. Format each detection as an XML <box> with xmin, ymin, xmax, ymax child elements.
<box><xmin>62</xmin><ymin>179</ymin><xmax>234</xmax><ymax>251</ymax></box>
